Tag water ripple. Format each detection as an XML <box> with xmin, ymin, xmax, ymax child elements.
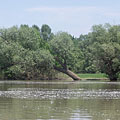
<box><xmin>0</xmin><ymin>88</ymin><xmax>120</xmax><ymax>99</ymax></box>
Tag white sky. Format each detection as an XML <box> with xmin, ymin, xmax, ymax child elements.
<box><xmin>0</xmin><ymin>0</ymin><xmax>120</xmax><ymax>37</ymax></box>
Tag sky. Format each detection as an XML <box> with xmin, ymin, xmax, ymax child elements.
<box><xmin>0</xmin><ymin>0</ymin><xmax>120</xmax><ymax>37</ymax></box>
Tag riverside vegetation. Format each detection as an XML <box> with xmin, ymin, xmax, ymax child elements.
<box><xmin>0</xmin><ymin>23</ymin><xmax>120</xmax><ymax>81</ymax></box>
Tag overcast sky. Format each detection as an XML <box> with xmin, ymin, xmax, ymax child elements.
<box><xmin>0</xmin><ymin>0</ymin><xmax>120</xmax><ymax>37</ymax></box>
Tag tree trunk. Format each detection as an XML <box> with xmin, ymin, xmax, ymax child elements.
<box><xmin>109</xmin><ymin>75</ymin><xmax>118</xmax><ymax>81</ymax></box>
<box><xmin>65</xmin><ymin>70</ymin><xmax>81</xmax><ymax>80</ymax></box>
<box><xmin>108</xmin><ymin>72</ymin><xmax>118</xmax><ymax>81</ymax></box>
<box><xmin>54</xmin><ymin>67</ymin><xmax>81</xmax><ymax>81</ymax></box>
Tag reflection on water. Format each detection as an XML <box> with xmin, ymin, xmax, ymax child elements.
<box><xmin>0</xmin><ymin>81</ymin><xmax>120</xmax><ymax>120</ymax></box>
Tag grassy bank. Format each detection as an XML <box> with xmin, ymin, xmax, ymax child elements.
<box><xmin>56</xmin><ymin>73</ymin><xmax>108</xmax><ymax>81</ymax></box>
<box><xmin>77</xmin><ymin>73</ymin><xmax>107</xmax><ymax>79</ymax></box>
<box><xmin>57</xmin><ymin>73</ymin><xmax>108</xmax><ymax>81</ymax></box>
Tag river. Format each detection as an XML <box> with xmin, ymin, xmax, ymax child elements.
<box><xmin>0</xmin><ymin>80</ymin><xmax>120</xmax><ymax>120</ymax></box>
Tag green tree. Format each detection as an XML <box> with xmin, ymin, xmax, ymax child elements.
<box><xmin>93</xmin><ymin>43</ymin><xmax>120</xmax><ymax>81</ymax></box>
<box><xmin>91</xmin><ymin>24</ymin><xmax>120</xmax><ymax>81</ymax></box>
<box><xmin>50</xmin><ymin>32</ymin><xmax>81</xmax><ymax>80</ymax></box>
<box><xmin>76</xmin><ymin>24</ymin><xmax>120</xmax><ymax>81</ymax></box>
<box><xmin>0</xmin><ymin>25</ymin><xmax>54</xmax><ymax>80</ymax></box>
<box><xmin>32</xmin><ymin>24</ymin><xmax>40</xmax><ymax>31</ymax></box>
<box><xmin>41</xmin><ymin>24</ymin><xmax>53</xmax><ymax>41</ymax></box>
<box><xmin>77</xmin><ymin>34</ymin><xmax>99</xmax><ymax>73</ymax></box>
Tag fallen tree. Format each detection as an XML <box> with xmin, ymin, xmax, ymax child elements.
<box><xmin>49</xmin><ymin>32</ymin><xmax>81</xmax><ymax>81</ymax></box>
<box><xmin>54</xmin><ymin>66</ymin><xmax>81</xmax><ymax>80</ymax></box>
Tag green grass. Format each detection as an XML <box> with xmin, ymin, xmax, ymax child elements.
<box><xmin>77</xmin><ymin>73</ymin><xmax>107</xmax><ymax>79</ymax></box>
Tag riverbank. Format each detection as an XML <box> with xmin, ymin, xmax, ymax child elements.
<box><xmin>56</xmin><ymin>73</ymin><xmax>108</xmax><ymax>81</ymax></box>
<box><xmin>77</xmin><ymin>73</ymin><xmax>108</xmax><ymax>81</ymax></box>
<box><xmin>0</xmin><ymin>72</ymin><xmax>108</xmax><ymax>81</ymax></box>
<box><xmin>78</xmin><ymin>73</ymin><xmax>106</xmax><ymax>78</ymax></box>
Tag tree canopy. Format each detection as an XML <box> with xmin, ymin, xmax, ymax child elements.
<box><xmin>0</xmin><ymin>25</ymin><xmax>54</xmax><ymax>80</ymax></box>
<box><xmin>49</xmin><ymin>32</ymin><xmax>82</xmax><ymax>80</ymax></box>
<box><xmin>0</xmin><ymin>23</ymin><xmax>120</xmax><ymax>81</ymax></box>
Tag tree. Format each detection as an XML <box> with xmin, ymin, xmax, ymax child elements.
<box><xmin>93</xmin><ymin>43</ymin><xmax>120</xmax><ymax>81</ymax></box>
<box><xmin>40</xmin><ymin>24</ymin><xmax>53</xmax><ymax>41</ymax></box>
<box><xmin>76</xmin><ymin>24</ymin><xmax>120</xmax><ymax>81</ymax></box>
<box><xmin>0</xmin><ymin>25</ymin><xmax>54</xmax><ymax>80</ymax></box>
<box><xmin>49</xmin><ymin>32</ymin><xmax>81</xmax><ymax>80</ymax></box>
<box><xmin>18</xmin><ymin>25</ymin><xmax>42</xmax><ymax>50</ymax></box>
<box><xmin>90</xmin><ymin>24</ymin><xmax>120</xmax><ymax>81</ymax></box>
<box><xmin>0</xmin><ymin>38</ymin><xmax>26</xmax><ymax>79</ymax></box>
<box><xmin>32</xmin><ymin>24</ymin><xmax>40</xmax><ymax>31</ymax></box>
<box><xmin>76</xmin><ymin>34</ymin><xmax>99</xmax><ymax>73</ymax></box>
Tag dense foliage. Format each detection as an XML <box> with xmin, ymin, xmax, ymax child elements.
<box><xmin>0</xmin><ymin>23</ymin><xmax>120</xmax><ymax>81</ymax></box>
<box><xmin>0</xmin><ymin>25</ymin><xmax>55</xmax><ymax>80</ymax></box>
<box><xmin>76</xmin><ymin>24</ymin><xmax>120</xmax><ymax>81</ymax></box>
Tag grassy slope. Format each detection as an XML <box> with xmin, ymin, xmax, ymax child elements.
<box><xmin>57</xmin><ymin>73</ymin><xmax>108</xmax><ymax>81</ymax></box>
<box><xmin>77</xmin><ymin>73</ymin><xmax>107</xmax><ymax>79</ymax></box>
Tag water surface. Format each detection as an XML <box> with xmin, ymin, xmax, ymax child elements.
<box><xmin>0</xmin><ymin>80</ymin><xmax>120</xmax><ymax>120</ymax></box>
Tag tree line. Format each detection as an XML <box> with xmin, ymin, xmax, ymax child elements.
<box><xmin>0</xmin><ymin>23</ymin><xmax>120</xmax><ymax>81</ymax></box>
